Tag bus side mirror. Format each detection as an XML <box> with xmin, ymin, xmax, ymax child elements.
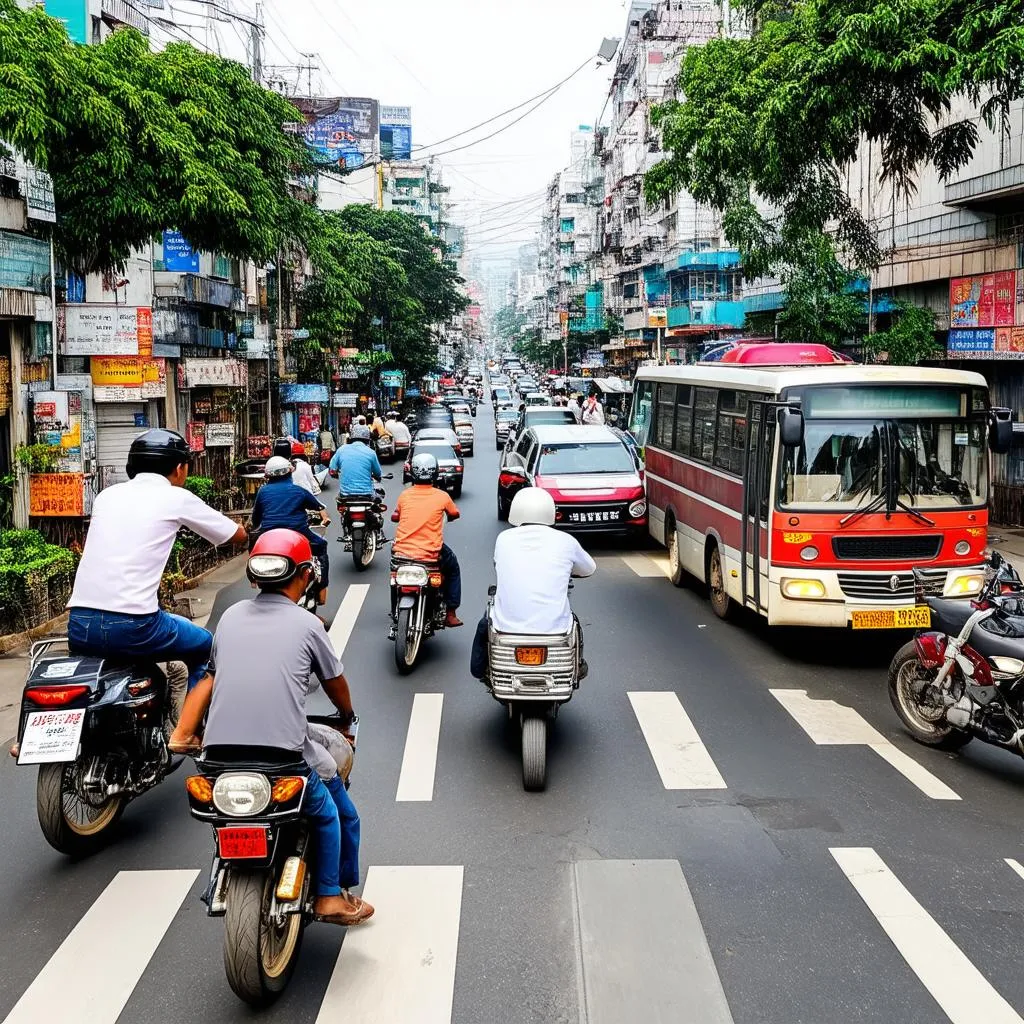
<box><xmin>990</xmin><ymin>407</ymin><xmax>1013</xmax><ymax>454</ymax></box>
<box><xmin>778</xmin><ymin>406</ymin><xmax>804</xmax><ymax>448</ymax></box>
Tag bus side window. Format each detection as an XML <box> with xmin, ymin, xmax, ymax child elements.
<box><xmin>675</xmin><ymin>386</ymin><xmax>693</xmax><ymax>456</ymax></box>
<box><xmin>655</xmin><ymin>384</ymin><xmax>677</xmax><ymax>449</ymax></box>
<box><xmin>630</xmin><ymin>381</ymin><xmax>653</xmax><ymax>447</ymax></box>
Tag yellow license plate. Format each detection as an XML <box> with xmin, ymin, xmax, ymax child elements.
<box><xmin>514</xmin><ymin>646</ymin><xmax>547</xmax><ymax>666</ymax></box>
<box><xmin>851</xmin><ymin>607</ymin><xmax>931</xmax><ymax>630</ymax></box>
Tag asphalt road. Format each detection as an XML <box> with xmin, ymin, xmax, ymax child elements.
<box><xmin>4</xmin><ymin>409</ymin><xmax>1024</xmax><ymax>1023</ymax></box>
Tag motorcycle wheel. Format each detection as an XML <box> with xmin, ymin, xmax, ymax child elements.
<box><xmin>521</xmin><ymin>716</ymin><xmax>547</xmax><ymax>792</ymax></box>
<box><xmin>352</xmin><ymin>530</ymin><xmax>376</xmax><ymax>571</ymax></box>
<box><xmin>888</xmin><ymin>642</ymin><xmax>972</xmax><ymax>750</ymax></box>
<box><xmin>223</xmin><ymin>869</ymin><xmax>305</xmax><ymax>1008</ymax></box>
<box><xmin>37</xmin><ymin>760</ymin><xmax>125</xmax><ymax>857</ymax></box>
<box><xmin>395</xmin><ymin>607</ymin><xmax>422</xmax><ymax>675</ymax></box>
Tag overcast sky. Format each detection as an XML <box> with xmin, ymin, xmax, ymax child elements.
<box><xmin>178</xmin><ymin>0</ymin><xmax>632</xmax><ymax>258</ymax></box>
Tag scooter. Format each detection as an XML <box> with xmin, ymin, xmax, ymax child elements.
<box><xmin>389</xmin><ymin>556</ymin><xmax>449</xmax><ymax>674</ymax></box>
<box><xmin>337</xmin><ymin>474</ymin><xmax>392</xmax><ymax>571</ymax></box>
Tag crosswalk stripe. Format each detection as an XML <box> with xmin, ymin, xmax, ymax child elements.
<box><xmin>620</xmin><ymin>554</ymin><xmax>670</xmax><ymax>578</ymax></box>
<box><xmin>328</xmin><ymin>583</ymin><xmax>370</xmax><ymax>658</ymax></box>
<box><xmin>771</xmin><ymin>689</ymin><xmax>960</xmax><ymax>800</ymax></box>
<box><xmin>574</xmin><ymin>859</ymin><xmax>734</xmax><ymax>1024</ymax></box>
<box><xmin>3</xmin><ymin>869</ymin><xmax>198</xmax><ymax>1024</ymax></box>
<box><xmin>628</xmin><ymin>691</ymin><xmax>727</xmax><ymax>789</ymax></box>
<box><xmin>396</xmin><ymin>693</ymin><xmax>444</xmax><ymax>801</ymax></box>
<box><xmin>832</xmin><ymin>848</ymin><xmax>1022</xmax><ymax>1024</ymax></box>
<box><xmin>315</xmin><ymin>865</ymin><xmax>463</xmax><ymax>1024</ymax></box>
<box><xmin>1005</xmin><ymin>858</ymin><xmax>1024</xmax><ymax>883</ymax></box>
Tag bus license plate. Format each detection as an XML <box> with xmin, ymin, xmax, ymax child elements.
<box><xmin>851</xmin><ymin>607</ymin><xmax>931</xmax><ymax>630</ymax></box>
<box><xmin>217</xmin><ymin>826</ymin><xmax>268</xmax><ymax>859</ymax></box>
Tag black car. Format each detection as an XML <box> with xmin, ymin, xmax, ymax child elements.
<box><xmin>404</xmin><ymin>440</ymin><xmax>464</xmax><ymax>497</ymax></box>
<box><xmin>494</xmin><ymin>409</ymin><xmax>519</xmax><ymax>449</ymax></box>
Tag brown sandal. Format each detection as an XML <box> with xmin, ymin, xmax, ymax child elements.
<box><xmin>316</xmin><ymin>902</ymin><xmax>374</xmax><ymax>927</ymax></box>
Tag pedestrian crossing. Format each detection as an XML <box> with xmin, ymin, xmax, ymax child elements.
<box><xmin>7</xmin><ymin>851</ymin><xmax>1024</xmax><ymax>1024</ymax></box>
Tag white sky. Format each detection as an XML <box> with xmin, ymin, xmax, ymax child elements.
<box><xmin>173</xmin><ymin>0</ymin><xmax>631</xmax><ymax>258</ymax></box>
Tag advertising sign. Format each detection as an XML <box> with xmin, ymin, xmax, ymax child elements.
<box><xmin>380</xmin><ymin>106</ymin><xmax>412</xmax><ymax>160</ymax></box>
<box><xmin>280</xmin><ymin>383</ymin><xmax>330</xmax><ymax>404</ymax></box>
<box><xmin>30</xmin><ymin>473</ymin><xmax>84</xmax><ymax>516</ymax></box>
<box><xmin>90</xmin><ymin>357</ymin><xmax>166</xmax><ymax>401</ymax></box>
<box><xmin>62</xmin><ymin>305</ymin><xmax>151</xmax><ymax>356</ymax></box>
<box><xmin>162</xmin><ymin>230</ymin><xmax>200</xmax><ymax>273</ymax></box>
<box><xmin>332</xmin><ymin>393</ymin><xmax>358</xmax><ymax>407</ymax></box>
<box><xmin>204</xmin><ymin>423</ymin><xmax>234</xmax><ymax>447</ymax></box>
<box><xmin>24</xmin><ymin>166</ymin><xmax>56</xmax><ymax>223</ymax></box>
<box><xmin>185</xmin><ymin>421</ymin><xmax>206</xmax><ymax>452</ymax></box>
<box><xmin>296</xmin><ymin>97</ymin><xmax>379</xmax><ymax>169</ymax></box>
<box><xmin>379</xmin><ymin>370</ymin><xmax>405</xmax><ymax>388</ymax></box>
<box><xmin>950</xmin><ymin>272</ymin><xmax>1016</xmax><ymax>329</ymax></box>
<box><xmin>179</xmin><ymin>358</ymin><xmax>247</xmax><ymax>388</ymax></box>
<box><xmin>648</xmin><ymin>307</ymin><xmax>668</xmax><ymax>329</ymax></box>
<box><xmin>247</xmin><ymin>435</ymin><xmax>272</xmax><ymax>459</ymax></box>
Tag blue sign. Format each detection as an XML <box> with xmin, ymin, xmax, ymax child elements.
<box><xmin>163</xmin><ymin>230</ymin><xmax>199</xmax><ymax>273</ymax></box>
<box><xmin>380</xmin><ymin>124</ymin><xmax>412</xmax><ymax>160</ymax></box>
<box><xmin>380</xmin><ymin>370</ymin><xmax>405</xmax><ymax>388</ymax></box>
<box><xmin>280</xmin><ymin>383</ymin><xmax>330</xmax><ymax>404</ymax></box>
<box><xmin>66</xmin><ymin>271</ymin><xmax>85</xmax><ymax>304</ymax></box>
<box><xmin>304</xmin><ymin>100</ymin><xmax>378</xmax><ymax>168</ymax></box>
<box><xmin>948</xmin><ymin>328</ymin><xmax>996</xmax><ymax>353</ymax></box>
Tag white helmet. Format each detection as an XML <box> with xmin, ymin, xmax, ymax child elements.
<box><xmin>265</xmin><ymin>455</ymin><xmax>293</xmax><ymax>478</ymax></box>
<box><xmin>509</xmin><ymin>487</ymin><xmax>556</xmax><ymax>527</ymax></box>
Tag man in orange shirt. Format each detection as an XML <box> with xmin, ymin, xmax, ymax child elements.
<box><xmin>392</xmin><ymin>452</ymin><xmax>463</xmax><ymax>627</ymax></box>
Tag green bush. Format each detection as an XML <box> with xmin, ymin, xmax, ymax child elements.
<box><xmin>184</xmin><ymin>475</ymin><xmax>218</xmax><ymax>504</ymax></box>
<box><xmin>0</xmin><ymin>529</ymin><xmax>77</xmax><ymax>634</ymax></box>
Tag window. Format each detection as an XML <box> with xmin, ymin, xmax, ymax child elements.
<box><xmin>655</xmin><ymin>384</ymin><xmax>676</xmax><ymax>449</ymax></box>
<box><xmin>629</xmin><ymin>381</ymin><xmax>653</xmax><ymax>447</ymax></box>
<box><xmin>560</xmin><ymin>218</ymin><xmax>575</xmax><ymax>233</ymax></box>
<box><xmin>674</xmin><ymin>386</ymin><xmax>693</xmax><ymax>456</ymax></box>
<box><xmin>213</xmin><ymin>255</ymin><xmax>232</xmax><ymax>280</ymax></box>
<box><xmin>714</xmin><ymin>390</ymin><xmax>748</xmax><ymax>474</ymax></box>
<box><xmin>692</xmin><ymin>388</ymin><xmax>717</xmax><ymax>463</ymax></box>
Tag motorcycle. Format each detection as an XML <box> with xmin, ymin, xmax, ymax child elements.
<box><xmin>389</xmin><ymin>556</ymin><xmax>449</xmax><ymax>674</ymax></box>
<box><xmin>482</xmin><ymin>583</ymin><xmax>585</xmax><ymax>791</ymax></box>
<box><xmin>186</xmin><ymin>713</ymin><xmax>358</xmax><ymax>1007</ymax></box>
<box><xmin>889</xmin><ymin>552</ymin><xmax>1024</xmax><ymax>754</ymax></box>
<box><xmin>337</xmin><ymin>474</ymin><xmax>392</xmax><ymax>571</ymax></box>
<box><xmin>15</xmin><ymin>638</ymin><xmax>184</xmax><ymax>855</ymax></box>
<box><xmin>375</xmin><ymin>434</ymin><xmax>395</xmax><ymax>463</ymax></box>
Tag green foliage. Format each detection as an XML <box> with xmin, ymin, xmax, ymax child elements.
<box><xmin>0</xmin><ymin>529</ymin><xmax>77</xmax><ymax>633</ymax></box>
<box><xmin>0</xmin><ymin>0</ymin><xmax>309</xmax><ymax>274</ymax></box>
<box><xmin>183</xmin><ymin>475</ymin><xmax>217</xmax><ymax>505</ymax></box>
<box><xmin>15</xmin><ymin>444</ymin><xmax>61</xmax><ymax>473</ymax></box>
<box><xmin>0</xmin><ymin>473</ymin><xmax>14</xmax><ymax>529</ymax></box>
<box><xmin>866</xmin><ymin>301</ymin><xmax>941</xmax><ymax>364</ymax></box>
<box><xmin>493</xmin><ymin>305</ymin><xmax>528</xmax><ymax>344</ymax></box>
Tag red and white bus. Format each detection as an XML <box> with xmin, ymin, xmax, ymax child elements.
<box><xmin>629</xmin><ymin>347</ymin><xmax>1013</xmax><ymax>628</ymax></box>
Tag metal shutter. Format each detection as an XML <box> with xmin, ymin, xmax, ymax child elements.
<box><xmin>95</xmin><ymin>403</ymin><xmax>145</xmax><ymax>488</ymax></box>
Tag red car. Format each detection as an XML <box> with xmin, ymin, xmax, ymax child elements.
<box><xmin>497</xmin><ymin>424</ymin><xmax>647</xmax><ymax>538</ymax></box>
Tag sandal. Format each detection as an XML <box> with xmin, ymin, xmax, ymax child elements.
<box><xmin>315</xmin><ymin>902</ymin><xmax>374</xmax><ymax>927</ymax></box>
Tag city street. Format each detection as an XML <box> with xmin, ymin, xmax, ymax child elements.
<box><xmin>5</xmin><ymin>411</ymin><xmax>1024</xmax><ymax>1024</ymax></box>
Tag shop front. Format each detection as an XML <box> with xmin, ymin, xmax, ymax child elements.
<box><xmin>178</xmin><ymin>357</ymin><xmax>247</xmax><ymax>488</ymax></box>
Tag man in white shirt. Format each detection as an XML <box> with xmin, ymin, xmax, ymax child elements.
<box><xmin>470</xmin><ymin>488</ymin><xmax>595</xmax><ymax>679</ymax></box>
<box><xmin>67</xmin><ymin>429</ymin><xmax>246</xmax><ymax>690</ymax></box>
<box><xmin>273</xmin><ymin>437</ymin><xmax>321</xmax><ymax>495</ymax></box>
<box><xmin>581</xmin><ymin>391</ymin><xmax>606</xmax><ymax>425</ymax></box>
<box><xmin>566</xmin><ymin>394</ymin><xmax>582</xmax><ymax>423</ymax></box>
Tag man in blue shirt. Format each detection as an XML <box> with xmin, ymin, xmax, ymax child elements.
<box><xmin>251</xmin><ymin>457</ymin><xmax>331</xmax><ymax>605</ymax></box>
<box><xmin>329</xmin><ymin>424</ymin><xmax>383</xmax><ymax>496</ymax></box>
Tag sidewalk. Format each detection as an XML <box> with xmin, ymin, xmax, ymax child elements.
<box><xmin>988</xmin><ymin>525</ymin><xmax>1024</xmax><ymax>565</ymax></box>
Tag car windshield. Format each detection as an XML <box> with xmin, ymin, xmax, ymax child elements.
<box><xmin>497</xmin><ymin>412</ymin><xmax>517</xmax><ymax>423</ymax></box>
<box><xmin>527</xmin><ymin>411</ymin><xmax>576</xmax><ymax>425</ymax></box>
<box><xmin>537</xmin><ymin>442</ymin><xmax>635</xmax><ymax>475</ymax></box>
<box><xmin>414</xmin><ymin>443</ymin><xmax>457</xmax><ymax>461</ymax></box>
<box><xmin>779</xmin><ymin>419</ymin><xmax>988</xmax><ymax>511</ymax></box>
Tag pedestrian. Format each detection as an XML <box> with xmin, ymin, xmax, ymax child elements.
<box><xmin>567</xmin><ymin>393</ymin><xmax>582</xmax><ymax>423</ymax></box>
<box><xmin>581</xmin><ymin>391</ymin><xmax>605</xmax><ymax>426</ymax></box>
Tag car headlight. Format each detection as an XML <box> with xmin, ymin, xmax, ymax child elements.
<box><xmin>395</xmin><ymin>565</ymin><xmax>429</xmax><ymax>586</ymax></box>
<box><xmin>212</xmin><ymin>773</ymin><xmax>271</xmax><ymax>817</ymax></box>
<box><xmin>628</xmin><ymin>499</ymin><xmax>647</xmax><ymax>518</ymax></box>
<box><xmin>781</xmin><ymin>578</ymin><xmax>827</xmax><ymax>599</ymax></box>
<box><xmin>945</xmin><ymin>572</ymin><xmax>984</xmax><ymax>597</ymax></box>
<box><xmin>954</xmin><ymin>540</ymin><xmax>971</xmax><ymax>556</ymax></box>
<box><xmin>800</xmin><ymin>546</ymin><xmax>819</xmax><ymax>561</ymax></box>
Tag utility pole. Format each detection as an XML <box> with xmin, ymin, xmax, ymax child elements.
<box><xmin>250</xmin><ymin>2</ymin><xmax>262</xmax><ymax>85</ymax></box>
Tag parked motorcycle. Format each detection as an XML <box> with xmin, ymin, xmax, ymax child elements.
<box><xmin>337</xmin><ymin>474</ymin><xmax>392</xmax><ymax>571</ymax></box>
<box><xmin>186</xmin><ymin>714</ymin><xmax>358</xmax><ymax>1007</ymax></box>
<box><xmin>482</xmin><ymin>583</ymin><xmax>584</xmax><ymax>790</ymax></box>
<box><xmin>889</xmin><ymin>552</ymin><xmax>1024</xmax><ymax>753</ymax></box>
<box><xmin>15</xmin><ymin>638</ymin><xmax>184</xmax><ymax>855</ymax></box>
<box><xmin>389</xmin><ymin>556</ymin><xmax>449</xmax><ymax>674</ymax></box>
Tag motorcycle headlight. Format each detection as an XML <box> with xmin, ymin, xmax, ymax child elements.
<box><xmin>395</xmin><ymin>565</ymin><xmax>429</xmax><ymax>586</ymax></box>
<box><xmin>212</xmin><ymin>773</ymin><xmax>271</xmax><ymax>817</ymax></box>
<box><xmin>628</xmin><ymin>499</ymin><xmax>647</xmax><ymax>518</ymax></box>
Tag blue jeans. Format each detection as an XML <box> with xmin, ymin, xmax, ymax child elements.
<box><xmin>304</xmin><ymin>771</ymin><xmax>361</xmax><ymax>895</ymax></box>
<box><xmin>68</xmin><ymin>608</ymin><xmax>212</xmax><ymax>689</ymax></box>
<box><xmin>438</xmin><ymin>544</ymin><xmax>461</xmax><ymax>610</ymax></box>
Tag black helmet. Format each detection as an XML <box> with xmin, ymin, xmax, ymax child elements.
<box><xmin>272</xmin><ymin>437</ymin><xmax>293</xmax><ymax>460</ymax></box>
<box><xmin>409</xmin><ymin>452</ymin><xmax>439</xmax><ymax>484</ymax></box>
<box><xmin>126</xmin><ymin>428</ymin><xmax>191</xmax><ymax>479</ymax></box>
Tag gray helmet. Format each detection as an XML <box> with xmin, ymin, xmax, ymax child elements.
<box><xmin>409</xmin><ymin>452</ymin><xmax>439</xmax><ymax>484</ymax></box>
<box><xmin>349</xmin><ymin>424</ymin><xmax>371</xmax><ymax>443</ymax></box>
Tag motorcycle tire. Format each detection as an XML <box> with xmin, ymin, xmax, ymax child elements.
<box><xmin>351</xmin><ymin>530</ymin><xmax>376</xmax><ymax>571</ymax></box>
<box><xmin>521</xmin><ymin>716</ymin><xmax>547</xmax><ymax>791</ymax></box>
<box><xmin>453</xmin><ymin>481</ymin><xmax>463</xmax><ymax>498</ymax></box>
<box><xmin>395</xmin><ymin>606</ymin><xmax>422</xmax><ymax>675</ymax></box>
<box><xmin>223</xmin><ymin>869</ymin><xmax>304</xmax><ymax>1008</ymax></box>
<box><xmin>36</xmin><ymin>760</ymin><xmax>125</xmax><ymax>857</ymax></box>
<box><xmin>888</xmin><ymin>642</ymin><xmax>973</xmax><ymax>751</ymax></box>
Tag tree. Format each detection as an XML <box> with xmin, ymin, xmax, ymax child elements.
<box><xmin>0</xmin><ymin>0</ymin><xmax>309</xmax><ymax>273</ymax></box>
<box><xmin>493</xmin><ymin>304</ymin><xmax>528</xmax><ymax>345</ymax></box>
<box><xmin>865</xmin><ymin>301</ymin><xmax>940</xmax><ymax>364</ymax></box>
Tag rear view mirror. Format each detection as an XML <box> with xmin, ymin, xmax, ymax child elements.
<box><xmin>990</xmin><ymin>407</ymin><xmax>1013</xmax><ymax>454</ymax></box>
<box><xmin>777</xmin><ymin>406</ymin><xmax>804</xmax><ymax>448</ymax></box>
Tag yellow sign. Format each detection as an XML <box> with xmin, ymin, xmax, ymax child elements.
<box><xmin>91</xmin><ymin>357</ymin><xmax>144</xmax><ymax>386</ymax></box>
<box><xmin>851</xmin><ymin>607</ymin><xmax>931</xmax><ymax>630</ymax></box>
<box><xmin>782</xmin><ymin>532</ymin><xmax>813</xmax><ymax>544</ymax></box>
<box><xmin>30</xmin><ymin>473</ymin><xmax>84</xmax><ymax>517</ymax></box>
<box><xmin>60</xmin><ymin>422</ymin><xmax>81</xmax><ymax>450</ymax></box>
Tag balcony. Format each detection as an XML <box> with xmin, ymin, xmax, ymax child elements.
<box><xmin>101</xmin><ymin>0</ymin><xmax>149</xmax><ymax>34</ymax></box>
<box><xmin>667</xmin><ymin>301</ymin><xmax>745</xmax><ymax>329</ymax></box>
<box><xmin>675</xmin><ymin>249</ymin><xmax>741</xmax><ymax>270</ymax></box>
<box><xmin>155</xmin><ymin>273</ymin><xmax>245</xmax><ymax>311</ymax></box>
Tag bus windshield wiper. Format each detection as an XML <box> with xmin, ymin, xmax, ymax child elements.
<box><xmin>839</xmin><ymin>491</ymin><xmax>888</xmax><ymax>528</ymax></box>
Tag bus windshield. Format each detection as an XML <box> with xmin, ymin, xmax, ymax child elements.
<box><xmin>779</xmin><ymin>419</ymin><xmax>988</xmax><ymax>511</ymax></box>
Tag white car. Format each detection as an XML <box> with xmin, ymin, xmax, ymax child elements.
<box><xmin>453</xmin><ymin>414</ymin><xmax>475</xmax><ymax>456</ymax></box>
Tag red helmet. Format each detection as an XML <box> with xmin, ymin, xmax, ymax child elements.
<box><xmin>246</xmin><ymin>529</ymin><xmax>319</xmax><ymax>587</ymax></box>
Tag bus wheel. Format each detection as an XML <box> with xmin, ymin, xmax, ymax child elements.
<box><xmin>706</xmin><ymin>544</ymin><xmax>734</xmax><ymax>621</ymax></box>
<box><xmin>665</xmin><ymin>520</ymin><xmax>684</xmax><ymax>588</ymax></box>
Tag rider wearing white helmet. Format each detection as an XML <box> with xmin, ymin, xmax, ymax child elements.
<box><xmin>470</xmin><ymin>487</ymin><xmax>596</xmax><ymax>679</ymax></box>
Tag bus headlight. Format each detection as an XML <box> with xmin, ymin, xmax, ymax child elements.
<box><xmin>944</xmin><ymin>572</ymin><xmax>984</xmax><ymax>597</ymax></box>
<box><xmin>781</xmin><ymin>578</ymin><xmax>826</xmax><ymax>599</ymax></box>
<box><xmin>799</xmin><ymin>546</ymin><xmax>819</xmax><ymax>561</ymax></box>
<box><xmin>954</xmin><ymin>540</ymin><xmax>971</xmax><ymax>556</ymax></box>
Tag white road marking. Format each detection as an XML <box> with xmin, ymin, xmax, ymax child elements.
<box><xmin>1005</xmin><ymin>858</ymin><xmax>1024</xmax><ymax>883</ymax></box>
<box><xmin>3</xmin><ymin>869</ymin><xmax>198</xmax><ymax>1024</ymax></box>
<box><xmin>770</xmin><ymin>688</ymin><xmax>960</xmax><ymax>800</ymax></box>
<box><xmin>628</xmin><ymin>691</ymin><xmax>727</xmax><ymax>789</ymax></box>
<box><xmin>315</xmin><ymin>865</ymin><xmax>463</xmax><ymax>1024</ymax></box>
<box><xmin>396</xmin><ymin>693</ymin><xmax>444</xmax><ymax>801</ymax></box>
<box><xmin>832</xmin><ymin>847</ymin><xmax>1022</xmax><ymax>1024</ymax></box>
<box><xmin>327</xmin><ymin>583</ymin><xmax>370</xmax><ymax>658</ymax></box>
<box><xmin>574</xmin><ymin>859</ymin><xmax>734</xmax><ymax>1024</ymax></box>
<box><xmin>620</xmin><ymin>554</ymin><xmax>671</xmax><ymax>578</ymax></box>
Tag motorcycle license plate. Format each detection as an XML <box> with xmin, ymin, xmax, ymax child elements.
<box><xmin>217</xmin><ymin>826</ymin><xmax>269</xmax><ymax>859</ymax></box>
<box><xmin>515</xmin><ymin>646</ymin><xmax>547</xmax><ymax>666</ymax></box>
<box><xmin>851</xmin><ymin>607</ymin><xmax>931</xmax><ymax>629</ymax></box>
<box><xmin>17</xmin><ymin>709</ymin><xmax>85</xmax><ymax>765</ymax></box>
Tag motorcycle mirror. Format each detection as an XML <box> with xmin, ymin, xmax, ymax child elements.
<box><xmin>990</xmin><ymin>407</ymin><xmax>1013</xmax><ymax>454</ymax></box>
<box><xmin>383</xmin><ymin>473</ymin><xmax>394</xmax><ymax>479</ymax></box>
<box><xmin>777</xmin><ymin>406</ymin><xmax>804</xmax><ymax>448</ymax></box>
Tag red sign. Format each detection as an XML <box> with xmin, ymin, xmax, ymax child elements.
<box><xmin>247</xmin><ymin>435</ymin><xmax>272</xmax><ymax>459</ymax></box>
<box><xmin>217</xmin><ymin>826</ymin><xmax>268</xmax><ymax>859</ymax></box>
<box><xmin>34</xmin><ymin>402</ymin><xmax>56</xmax><ymax>419</ymax></box>
<box><xmin>185</xmin><ymin>421</ymin><xmax>206</xmax><ymax>452</ymax></box>
<box><xmin>950</xmin><ymin>271</ymin><xmax>1016</xmax><ymax>328</ymax></box>
<box><xmin>30</xmin><ymin>473</ymin><xmax>84</xmax><ymax>516</ymax></box>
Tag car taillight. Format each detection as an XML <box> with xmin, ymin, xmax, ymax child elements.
<box><xmin>499</xmin><ymin>472</ymin><xmax>521</xmax><ymax>487</ymax></box>
<box><xmin>455</xmin><ymin>465</ymin><xmax>463</xmax><ymax>473</ymax></box>
<box><xmin>25</xmin><ymin>685</ymin><xmax>89</xmax><ymax>706</ymax></box>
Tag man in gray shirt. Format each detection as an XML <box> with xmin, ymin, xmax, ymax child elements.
<box><xmin>182</xmin><ymin>529</ymin><xmax>372</xmax><ymax>926</ymax></box>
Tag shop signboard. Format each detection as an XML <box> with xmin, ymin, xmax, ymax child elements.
<box><xmin>338</xmin><ymin>347</ymin><xmax>360</xmax><ymax>358</ymax></box>
<box><xmin>280</xmin><ymin>383</ymin><xmax>329</xmax><ymax>404</ymax></box>
<box><xmin>90</xmin><ymin>357</ymin><xmax>166</xmax><ymax>401</ymax></box>
<box><xmin>62</xmin><ymin>305</ymin><xmax>152</xmax><ymax>356</ymax></box>
<box><xmin>648</xmin><ymin>307</ymin><xmax>668</xmax><ymax>329</ymax></box>
<box><xmin>950</xmin><ymin>272</ymin><xmax>1016</xmax><ymax>329</ymax></box>
<box><xmin>297</xmin><ymin>403</ymin><xmax>321</xmax><ymax>435</ymax></box>
<box><xmin>948</xmin><ymin>327</ymin><xmax>998</xmax><ymax>356</ymax></box>
<box><xmin>162</xmin><ymin>230</ymin><xmax>199</xmax><ymax>273</ymax></box>
<box><xmin>247</xmin><ymin>435</ymin><xmax>272</xmax><ymax>459</ymax></box>
<box><xmin>24</xmin><ymin>166</ymin><xmax>56</xmax><ymax>223</ymax></box>
<box><xmin>185</xmin><ymin>421</ymin><xmax>206</xmax><ymax>452</ymax></box>
<box><xmin>179</xmin><ymin>358</ymin><xmax>247</xmax><ymax>388</ymax></box>
<box><xmin>204</xmin><ymin>423</ymin><xmax>234</xmax><ymax>447</ymax></box>
<box><xmin>332</xmin><ymin>393</ymin><xmax>358</xmax><ymax>408</ymax></box>
<box><xmin>30</xmin><ymin>473</ymin><xmax>84</xmax><ymax>516</ymax></box>
<box><xmin>379</xmin><ymin>370</ymin><xmax>405</xmax><ymax>388</ymax></box>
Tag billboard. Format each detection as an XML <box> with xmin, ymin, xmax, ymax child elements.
<box><xmin>61</xmin><ymin>305</ymin><xmax>151</xmax><ymax>356</ymax></box>
<box><xmin>950</xmin><ymin>271</ymin><xmax>1015</xmax><ymax>329</ymax></box>
<box><xmin>380</xmin><ymin>105</ymin><xmax>412</xmax><ymax>160</ymax></box>
<box><xmin>163</xmin><ymin>230</ymin><xmax>199</xmax><ymax>273</ymax></box>
<box><xmin>294</xmin><ymin>97</ymin><xmax>379</xmax><ymax>169</ymax></box>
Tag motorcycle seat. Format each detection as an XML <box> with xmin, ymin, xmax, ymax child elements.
<box><xmin>391</xmin><ymin>555</ymin><xmax>441</xmax><ymax>569</ymax></box>
<box><xmin>201</xmin><ymin>745</ymin><xmax>306</xmax><ymax>774</ymax></box>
